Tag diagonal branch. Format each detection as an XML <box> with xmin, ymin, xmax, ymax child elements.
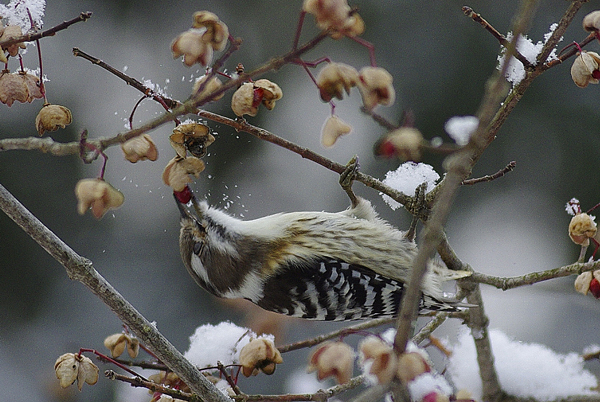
<box><xmin>72</xmin><ymin>47</ymin><xmax>178</xmax><ymax>109</ymax></box>
<box><xmin>463</xmin><ymin>6</ymin><xmax>533</xmax><ymax>68</ymax></box>
<box><xmin>392</xmin><ymin>2</ymin><xmax>552</xmax><ymax>401</ymax></box>
<box><xmin>0</xmin><ymin>12</ymin><xmax>92</xmax><ymax>48</ymax></box>
<box><xmin>0</xmin><ymin>183</ymin><xmax>230</xmax><ymax>402</ymax></box>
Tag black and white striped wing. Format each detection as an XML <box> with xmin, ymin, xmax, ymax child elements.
<box><xmin>254</xmin><ymin>258</ymin><xmax>407</xmax><ymax>320</ymax></box>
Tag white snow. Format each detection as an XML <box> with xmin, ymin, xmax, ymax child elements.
<box><xmin>183</xmin><ymin>321</ymin><xmax>273</xmax><ymax>369</ymax></box>
<box><xmin>444</xmin><ymin>116</ymin><xmax>479</xmax><ymax>146</ymax></box>
<box><xmin>497</xmin><ymin>23</ymin><xmax>559</xmax><ymax>86</ymax></box>
<box><xmin>381</xmin><ymin>162</ymin><xmax>440</xmax><ymax>210</ymax></box>
<box><xmin>408</xmin><ymin>373</ymin><xmax>453</xmax><ymax>401</ymax></box>
<box><xmin>448</xmin><ymin>327</ymin><xmax>598</xmax><ymax>401</ymax></box>
<box><xmin>583</xmin><ymin>344</ymin><xmax>600</xmax><ymax>356</ymax></box>
<box><xmin>0</xmin><ymin>0</ymin><xmax>45</xmax><ymax>29</ymax></box>
<box><xmin>565</xmin><ymin>197</ymin><xmax>581</xmax><ymax>216</ymax></box>
<box><xmin>285</xmin><ymin>368</ymin><xmax>325</xmax><ymax>394</ymax></box>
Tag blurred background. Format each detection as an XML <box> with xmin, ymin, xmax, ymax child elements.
<box><xmin>2</xmin><ymin>0</ymin><xmax>600</xmax><ymax>400</ymax></box>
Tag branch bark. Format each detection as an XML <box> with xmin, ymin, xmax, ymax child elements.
<box><xmin>0</xmin><ymin>183</ymin><xmax>230</xmax><ymax>402</ymax></box>
<box><xmin>0</xmin><ymin>12</ymin><xmax>92</xmax><ymax>48</ymax></box>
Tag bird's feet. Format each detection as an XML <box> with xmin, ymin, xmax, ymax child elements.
<box><xmin>340</xmin><ymin>155</ymin><xmax>360</xmax><ymax>208</ymax></box>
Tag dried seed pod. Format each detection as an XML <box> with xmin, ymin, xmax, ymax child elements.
<box><xmin>359</xmin><ymin>336</ymin><xmax>398</xmax><ymax>385</ymax></box>
<box><xmin>375</xmin><ymin>127</ymin><xmax>424</xmax><ymax>161</ymax></box>
<box><xmin>0</xmin><ymin>25</ymin><xmax>26</xmax><ymax>56</ymax></box>
<box><xmin>192</xmin><ymin>74</ymin><xmax>224</xmax><ymax>101</ymax></box>
<box><xmin>121</xmin><ymin>134</ymin><xmax>158</xmax><ymax>163</ymax></box>
<box><xmin>570</xmin><ymin>51</ymin><xmax>600</xmax><ymax>88</ymax></box>
<box><xmin>396</xmin><ymin>352</ymin><xmax>430</xmax><ymax>383</ymax></box>
<box><xmin>162</xmin><ymin>156</ymin><xmax>206</xmax><ymax>191</ymax></box>
<box><xmin>54</xmin><ymin>353</ymin><xmax>79</xmax><ymax>389</ymax></box>
<box><xmin>171</xmin><ymin>29</ymin><xmax>214</xmax><ymax>67</ymax></box>
<box><xmin>0</xmin><ymin>70</ymin><xmax>43</xmax><ymax>106</ymax></box>
<box><xmin>583</xmin><ymin>11</ymin><xmax>600</xmax><ymax>32</ymax></box>
<box><xmin>104</xmin><ymin>333</ymin><xmax>139</xmax><ymax>358</ymax></box>
<box><xmin>254</xmin><ymin>79</ymin><xmax>283</xmax><ymax>110</ymax></box>
<box><xmin>303</xmin><ymin>0</ymin><xmax>364</xmax><ymax>39</ymax></box>
<box><xmin>231</xmin><ymin>80</ymin><xmax>283</xmax><ymax>117</ymax></box>
<box><xmin>75</xmin><ymin>355</ymin><xmax>99</xmax><ymax>391</ymax></box>
<box><xmin>54</xmin><ymin>353</ymin><xmax>99</xmax><ymax>390</ymax></box>
<box><xmin>75</xmin><ymin>179</ymin><xmax>125</xmax><ymax>219</ymax></box>
<box><xmin>316</xmin><ymin>62</ymin><xmax>359</xmax><ymax>102</ymax></box>
<box><xmin>568</xmin><ymin>213</ymin><xmax>597</xmax><ymax>246</ymax></box>
<box><xmin>170</xmin><ymin>122</ymin><xmax>214</xmax><ymax>158</ymax></box>
<box><xmin>358</xmin><ymin>66</ymin><xmax>395</xmax><ymax>110</ymax></box>
<box><xmin>192</xmin><ymin>11</ymin><xmax>229</xmax><ymax>51</ymax></box>
<box><xmin>307</xmin><ymin>341</ymin><xmax>355</xmax><ymax>384</ymax></box>
<box><xmin>575</xmin><ymin>271</ymin><xmax>593</xmax><ymax>295</ymax></box>
<box><xmin>231</xmin><ymin>82</ymin><xmax>257</xmax><ymax>117</ymax></box>
<box><xmin>321</xmin><ymin>115</ymin><xmax>352</xmax><ymax>147</ymax></box>
<box><xmin>35</xmin><ymin>103</ymin><xmax>73</xmax><ymax>136</ymax></box>
<box><xmin>239</xmin><ymin>338</ymin><xmax>283</xmax><ymax>377</ymax></box>
<box><xmin>104</xmin><ymin>333</ymin><xmax>129</xmax><ymax>358</ymax></box>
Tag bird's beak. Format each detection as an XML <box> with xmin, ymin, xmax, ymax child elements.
<box><xmin>173</xmin><ymin>193</ymin><xmax>194</xmax><ymax>220</ymax></box>
<box><xmin>173</xmin><ymin>189</ymin><xmax>204</xmax><ymax>221</ymax></box>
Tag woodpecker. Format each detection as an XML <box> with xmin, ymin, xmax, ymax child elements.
<box><xmin>175</xmin><ymin>162</ymin><xmax>468</xmax><ymax>320</ymax></box>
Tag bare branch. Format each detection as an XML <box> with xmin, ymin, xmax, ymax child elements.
<box><xmin>277</xmin><ymin>317</ymin><xmax>394</xmax><ymax>354</ymax></box>
<box><xmin>72</xmin><ymin>47</ymin><xmax>178</xmax><ymax>109</ymax></box>
<box><xmin>461</xmin><ymin>161</ymin><xmax>516</xmax><ymax>185</ymax></box>
<box><xmin>0</xmin><ymin>183</ymin><xmax>230</xmax><ymax>402</ymax></box>
<box><xmin>0</xmin><ymin>136</ymin><xmax>81</xmax><ymax>155</ymax></box>
<box><xmin>412</xmin><ymin>312</ymin><xmax>450</xmax><ymax>345</ymax></box>
<box><xmin>0</xmin><ymin>12</ymin><xmax>92</xmax><ymax>48</ymax></box>
<box><xmin>538</xmin><ymin>1</ymin><xmax>592</xmax><ymax>65</ymax></box>
<box><xmin>105</xmin><ymin>370</ymin><xmax>195</xmax><ymax>401</ymax></box>
<box><xmin>471</xmin><ymin>261</ymin><xmax>600</xmax><ymax>290</ymax></box>
<box><xmin>462</xmin><ymin>6</ymin><xmax>533</xmax><ymax>68</ymax></box>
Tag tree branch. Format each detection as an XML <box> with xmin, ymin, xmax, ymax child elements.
<box><xmin>0</xmin><ymin>183</ymin><xmax>230</xmax><ymax>402</ymax></box>
<box><xmin>470</xmin><ymin>261</ymin><xmax>600</xmax><ymax>290</ymax></box>
<box><xmin>277</xmin><ymin>317</ymin><xmax>394</xmax><ymax>353</ymax></box>
<box><xmin>461</xmin><ymin>161</ymin><xmax>516</xmax><ymax>185</ymax></box>
<box><xmin>0</xmin><ymin>12</ymin><xmax>92</xmax><ymax>48</ymax></box>
<box><xmin>462</xmin><ymin>6</ymin><xmax>533</xmax><ymax>68</ymax></box>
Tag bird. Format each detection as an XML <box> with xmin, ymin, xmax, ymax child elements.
<box><xmin>174</xmin><ymin>159</ymin><xmax>469</xmax><ymax>321</ymax></box>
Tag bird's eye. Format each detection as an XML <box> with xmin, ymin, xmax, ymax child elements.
<box><xmin>193</xmin><ymin>242</ymin><xmax>203</xmax><ymax>255</ymax></box>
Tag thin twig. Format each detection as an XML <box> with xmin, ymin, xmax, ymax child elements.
<box><xmin>470</xmin><ymin>260</ymin><xmax>600</xmax><ymax>290</ymax></box>
<box><xmin>277</xmin><ymin>317</ymin><xmax>394</xmax><ymax>353</ymax></box>
<box><xmin>113</xmin><ymin>358</ymin><xmax>168</xmax><ymax>371</ymax></box>
<box><xmin>412</xmin><ymin>312</ymin><xmax>450</xmax><ymax>345</ymax></box>
<box><xmin>461</xmin><ymin>161</ymin><xmax>516</xmax><ymax>185</ymax></box>
<box><xmin>105</xmin><ymin>370</ymin><xmax>194</xmax><ymax>401</ymax></box>
<box><xmin>462</xmin><ymin>6</ymin><xmax>533</xmax><ymax>68</ymax></box>
<box><xmin>0</xmin><ymin>12</ymin><xmax>92</xmax><ymax>48</ymax></box>
<box><xmin>80</xmin><ymin>348</ymin><xmax>148</xmax><ymax>380</ymax></box>
<box><xmin>191</xmin><ymin>36</ymin><xmax>243</xmax><ymax>102</ymax></box>
<box><xmin>539</xmin><ymin>0</ymin><xmax>594</xmax><ymax>66</ymax></box>
<box><xmin>360</xmin><ymin>106</ymin><xmax>398</xmax><ymax>131</ymax></box>
<box><xmin>217</xmin><ymin>361</ymin><xmax>243</xmax><ymax>396</ymax></box>
<box><xmin>72</xmin><ymin>48</ymin><xmax>178</xmax><ymax>109</ymax></box>
<box><xmin>230</xmin><ymin>376</ymin><xmax>367</xmax><ymax>402</ymax></box>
